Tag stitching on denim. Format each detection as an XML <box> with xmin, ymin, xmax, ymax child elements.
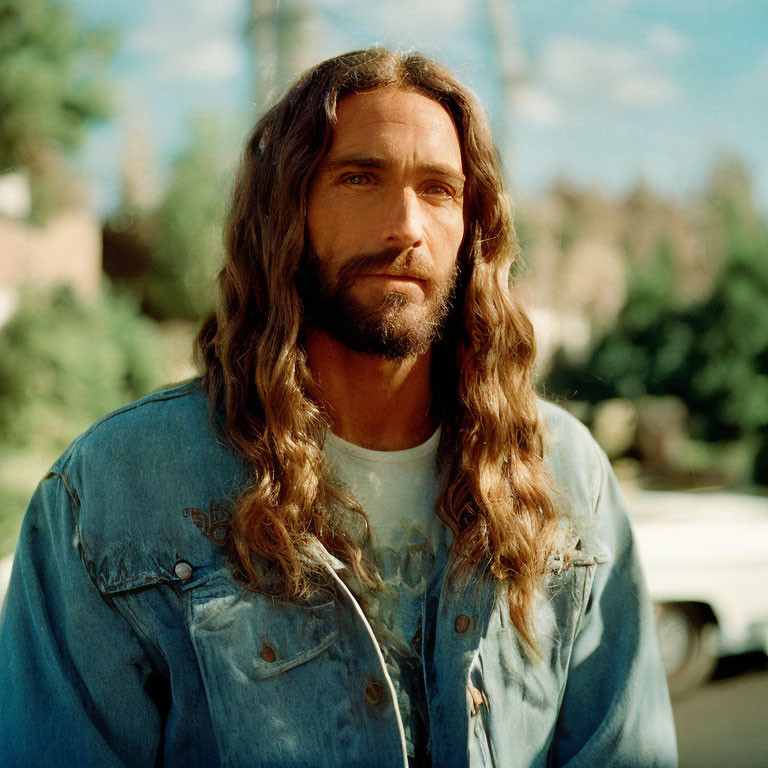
<box><xmin>65</xmin><ymin>380</ymin><xmax>203</xmax><ymax>456</ymax></box>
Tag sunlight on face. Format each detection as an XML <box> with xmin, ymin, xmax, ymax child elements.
<box><xmin>303</xmin><ymin>87</ymin><xmax>466</xmax><ymax>358</ymax></box>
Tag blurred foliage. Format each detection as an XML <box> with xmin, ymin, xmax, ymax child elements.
<box><xmin>0</xmin><ymin>284</ymin><xmax>164</xmax><ymax>454</ymax></box>
<box><xmin>545</xmin><ymin>156</ymin><xmax>768</xmax><ymax>483</ymax></box>
<box><xmin>0</xmin><ymin>285</ymin><xmax>196</xmax><ymax>556</ymax></box>
<box><xmin>103</xmin><ymin>119</ymin><xmax>232</xmax><ymax>321</ymax></box>
<box><xmin>754</xmin><ymin>434</ymin><xmax>768</xmax><ymax>486</ymax></box>
<box><xmin>0</xmin><ymin>0</ymin><xmax>116</xmax><ymax>220</ymax></box>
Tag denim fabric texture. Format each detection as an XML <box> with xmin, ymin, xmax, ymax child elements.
<box><xmin>0</xmin><ymin>380</ymin><xmax>677</xmax><ymax>767</ymax></box>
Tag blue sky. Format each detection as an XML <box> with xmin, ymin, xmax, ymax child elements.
<box><xmin>73</xmin><ymin>0</ymin><xmax>768</xmax><ymax>215</ymax></box>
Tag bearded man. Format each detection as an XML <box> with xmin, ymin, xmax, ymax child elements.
<box><xmin>0</xmin><ymin>49</ymin><xmax>676</xmax><ymax>767</ymax></box>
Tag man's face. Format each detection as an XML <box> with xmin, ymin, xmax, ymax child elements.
<box><xmin>302</xmin><ymin>86</ymin><xmax>466</xmax><ymax>359</ymax></box>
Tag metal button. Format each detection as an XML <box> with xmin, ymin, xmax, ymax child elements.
<box><xmin>455</xmin><ymin>614</ymin><xmax>470</xmax><ymax>633</ymax></box>
<box><xmin>174</xmin><ymin>560</ymin><xmax>193</xmax><ymax>581</ymax></box>
<box><xmin>364</xmin><ymin>681</ymin><xmax>384</xmax><ymax>705</ymax></box>
<box><xmin>261</xmin><ymin>644</ymin><xmax>276</xmax><ymax>663</ymax></box>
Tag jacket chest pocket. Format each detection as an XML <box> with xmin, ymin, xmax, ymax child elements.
<box><xmin>482</xmin><ymin>557</ymin><xmax>599</xmax><ymax>707</ymax></box>
<box><xmin>185</xmin><ymin>571</ymin><xmax>342</xmax><ymax>766</ymax></box>
<box><xmin>547</xmin><ymin>554</ymin><xmax>602</xmax><ymax>658</ymax></box>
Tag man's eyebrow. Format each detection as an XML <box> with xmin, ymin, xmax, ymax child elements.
<box><xmin>321</xmin><ymin>154</ymin><xmax>388</xmax><ymax>171</ymax></box>
<box><xmin>321</xmin><ymin>154</ymin><xmax>465</xmax><ymax>185</ymax></box>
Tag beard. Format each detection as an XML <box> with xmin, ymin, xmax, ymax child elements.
<box><xmin>297</xmin><ymin>245</ymin><xmax>459</xmax><ymax>360</ymax></box>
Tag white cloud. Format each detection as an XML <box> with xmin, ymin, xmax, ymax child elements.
<box><xmin>613</xmin><ymin>75</ymin><xmax>677</xmax><ymax>106</ymax></box>
<box><xmin>124</xmin><ymin>0</ymin><xmax>247</xmax><ymax>83</ymax></box>
<box><xmin>543</xmin><ymin>37</ymin><xmax>630</xmax><ymax>88</ymax></box>
<box><xmin>514</xmin><ymin>85</ymin><xmax>563</xmax><ymax>127</ymax></box>
<box><xmin>540</xmin><ymin>36</ymin><xmax>679</xmax><ymax>108</ymax></box>
<box><xmin>647</xmin><ymin>25</ymin><xmax>690</xmax><ymax>56</ymax></box>
<box><xmin>183</xmin><ymin>0</ymin><xmax>244</xmax><ymax>28</ymax></box>
<box><xmin>341</xmin><ymin>0</ymin><xmax>472</xmax><ymax>31</ymax></box>
<box><xmin>168</xmin><ymin>38</ymin><xmax>244</xmax><ymax>82</ymax></box>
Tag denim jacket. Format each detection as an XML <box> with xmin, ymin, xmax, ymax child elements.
<box><xmin>0</xmin><ymin>381</ymin><xmax>677</xmax><ymax>767</ymax></box>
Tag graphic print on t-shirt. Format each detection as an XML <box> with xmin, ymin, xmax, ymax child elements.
<box><xmin>323</xmin><ymin>429</ymin><xmax>448</xmax><ymax>761</ymax></box>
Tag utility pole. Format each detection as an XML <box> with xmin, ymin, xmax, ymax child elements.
<box><xmin>249</xmin><ymin>0</ymin><xmax>278</xmax><ymax>116</ymax></box>
<box><xmin>485</xmin><ymin>0</ymin><xmax>527</xmax><ymax>187</ymax></box>
<box><xmin>248</xmin><ymin>0</ymin><xmax>318</xmax><ymax>116</ymax></box>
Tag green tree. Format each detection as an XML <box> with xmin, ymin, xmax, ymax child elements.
<box><xmin>545</xmin><ymin>244</ymin><xmax>688</xmax><ymax>405</ymax></box>
<box><xmin>545</xmin><ymin>156</ymin><xmax>768</xmax><ymax>471</ymax></box>
<box><xmin>0</xmin><ymin>284</ymin><xmax>169</xmax><ymax>555</ymax></box>
<box><xmin>0</xmin><ymin>0</ymin><xmax>115</xmax><ymax>218</ymax></box>
<box><xmin>0</xmin><ymin>285</ymin><xmax>164</xmax><ymax>453</ymax></box>
<box><xmin>104</xmin><ymin>118</ymin><xmax>234</xmax><ymax>321</ymax></box>
<box><xmin>686</xmin><ymin>158</ymin><xmax>768</xmax><ymax>440</ymax></box>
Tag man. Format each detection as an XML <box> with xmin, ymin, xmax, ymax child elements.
<box><xmin>0</xmin><ymin>49</ymin><xmax>676</xmax><ymax>767</ymax></box>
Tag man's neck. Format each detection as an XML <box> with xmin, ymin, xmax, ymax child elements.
<box><xmin>304</xmin><ymin>327</ymin><xmax>438</xmax><ymax>451</ymax></box>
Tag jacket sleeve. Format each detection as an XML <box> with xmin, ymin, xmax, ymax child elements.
<box><xmin>550</xmin><ymin>447</ymin><xmax>678</xmax><ymax>768</ymax></box>
<box><xmin>0</xmin><ymin>469</ymin><xmax>163</xmax><ymax>767</ymax></box>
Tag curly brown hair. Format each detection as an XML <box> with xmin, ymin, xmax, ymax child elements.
<box><xmin>197</xmin><ymin>48</ymin><xmax>558</xmax><ymax>648</ymax></box>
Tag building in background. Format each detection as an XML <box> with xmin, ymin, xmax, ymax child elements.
<box><xmin>0</xmin><ymin>170</ymin><xmax>101</xmax><ymax>327</ymax></box>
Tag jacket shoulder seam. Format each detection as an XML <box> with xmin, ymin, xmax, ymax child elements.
<box><xmin>59</xmin><ymin>380</ymin><xmax>203</xmax><ymax>462</ymax></box>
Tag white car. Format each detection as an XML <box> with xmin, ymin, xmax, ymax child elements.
<box><xmin>626</xmin><ymin>488</ymin><xmax>768</xmax><ymax>696</ymax></box>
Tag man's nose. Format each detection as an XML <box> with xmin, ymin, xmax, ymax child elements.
<box><xmin>380</xmin><ymin>188</ymin><xmax>424</xmax><ymax>250</ymax></box>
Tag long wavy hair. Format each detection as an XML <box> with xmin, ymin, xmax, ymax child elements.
<box><xmin>197</xmin><ymin>48</ymin><xmax>559</xmax><ymax>648</ymax></box>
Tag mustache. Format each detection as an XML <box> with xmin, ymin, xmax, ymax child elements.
<box><xmin>334</xmin><ymin>247</ymin><xmax>432</xmax><ymax>288</ymax></box>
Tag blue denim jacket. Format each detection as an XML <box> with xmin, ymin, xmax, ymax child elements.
<box><xmin>0</xmin><ymin>381</ymin><xmax>677</xmax><ymax>767</ymax></box>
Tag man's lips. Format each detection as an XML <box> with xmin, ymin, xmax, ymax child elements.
<box><xmin>359</xmin><ymin>272</ymin><xmax>428</xmax><ymax>283</ymax></box>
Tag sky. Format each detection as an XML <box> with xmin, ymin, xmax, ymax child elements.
<box><xmin>72</xmin><ymin>0</ymin><xmax>768</xmax><ymax>215</ymax></box>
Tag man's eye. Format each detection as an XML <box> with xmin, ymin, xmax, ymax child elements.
<box><xmin>424</xmin><ymin>184</ymin><xmax>454</xmax><ymax>197</ymax></box>
<box><xmin>341</xmin><ymin>174</ymin><xmax>371</xmax><ymax>186</ymax></box>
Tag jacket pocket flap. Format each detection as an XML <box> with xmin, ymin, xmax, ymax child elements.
<box><xmin>188</xmin><ymin>575</ymin><xmax>339</xmax><ymax>681</ymax></box>
<box><xmin>91</xmin><ymin>554</ymin><xmax>213</xmax><ymax>595</ymax></box>
<box><xmin>93</xmin><ymin>563</ymin><xmax>177</xmax><ymax>595</ymax></box>
<box><xmin>570</xmin><ymin>553</ymin><xmax>610</xmax><ymax>567</ymax></box>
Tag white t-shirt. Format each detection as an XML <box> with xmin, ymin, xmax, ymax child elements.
<box><xmin>324</xmin><ymin>427</ymin><xmax>446</xmax><ymax>553</ymax></box>
<box><xmin>324</xmin><ymin>427</ymin><xmax>448</xmax><ymax>762</ymax></box>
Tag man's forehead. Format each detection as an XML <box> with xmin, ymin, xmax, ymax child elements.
<box><xmin>324</xmin><ymin>87</ymin><xmax>463</xmax><ymax>170</ymax></box>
